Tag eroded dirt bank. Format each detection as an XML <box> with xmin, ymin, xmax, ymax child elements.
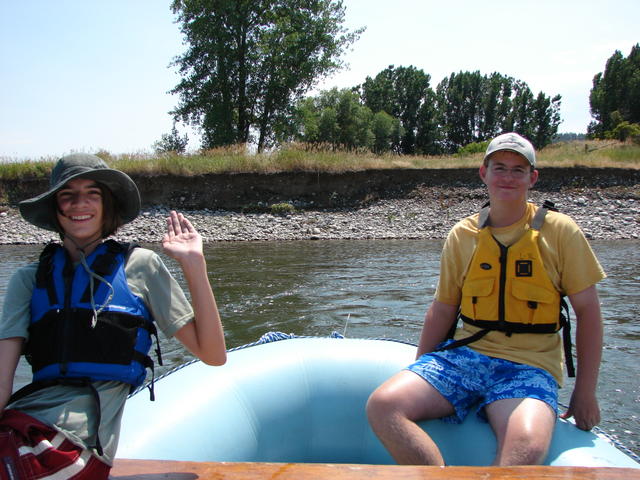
<box><xmin>1</xmin><ymin>167</ymin><xmax>638</xmax><ymax>244</ymax></box>
<box><xmin>3</xmin><ymin>167</ymin><xmax>639</xmax><ymax>211</ymax></box>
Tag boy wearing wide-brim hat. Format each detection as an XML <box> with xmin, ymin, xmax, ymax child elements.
<box><xmin>367</xmin><ymin>132</ymin><xmax>605</xmax><ymax>466</ymax></box>
<box><xmin>0</xmin><ymin>153</ymin><xmax>227</xmax><ymax>479</ymax></box>
<box><xmin>19</xmin><ymin>153</ymin><xmax>141</xmax><ymax>234</ymax></box>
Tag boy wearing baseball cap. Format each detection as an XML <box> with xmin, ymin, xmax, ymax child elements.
<box><xmin>367</xmin><ymin>133</ymin><xmax>605</xmax><ymax>466</ymax></box>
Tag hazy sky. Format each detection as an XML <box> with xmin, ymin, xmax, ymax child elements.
<box><xmin>1</xmin><ymin>0</ymin><xmax>638</xmax><ymax>159</ymax></box>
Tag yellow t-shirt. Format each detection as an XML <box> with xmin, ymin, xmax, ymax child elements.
<box><xmin>435</xmin><ymin>202</ymin><xmax>605</xmax><ymax>385</ymax></box>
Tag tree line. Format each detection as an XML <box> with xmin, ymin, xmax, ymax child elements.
<box><xmin>160</xmin><ymin>0</ymin><xmax>635</xmax><ymax>155</ymax></box>
<box><xmin>287</xmin><ymin>67</ymin><xmax>561</xmax><ymax>154</ymax></box>
<box><xmin>588</xmin><ymin>43</ymin><xmax>640</xmax><ymax>142</ymax></box>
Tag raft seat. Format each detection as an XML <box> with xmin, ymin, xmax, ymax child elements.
<box><xmin>117</xmin><ymin>337</ymin><xmax>639</xmax><ymax>468</ymax></box>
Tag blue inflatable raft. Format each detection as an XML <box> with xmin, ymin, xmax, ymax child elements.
<box><xmin>117</xmin><ymin>334</ymin><xmax>639</xmax><ymax>468</ymax></box>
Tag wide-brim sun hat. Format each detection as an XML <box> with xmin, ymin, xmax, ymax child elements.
<box><xmin>484</xmin><ymin>132</ymin><xmax>536</xmax><ymax>167</ymax></box>
<box><xmin>19</xmin><ymin>153</ymin><xmax>141</xmax><ymax>232</ymax></box>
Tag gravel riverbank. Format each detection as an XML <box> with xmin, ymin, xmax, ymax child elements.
<box><xmin>1</xmin><ymin>186</ymin><xmax>638</xmax><ymax>244</ymax></box>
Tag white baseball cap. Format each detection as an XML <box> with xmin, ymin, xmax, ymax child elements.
<box><xmin>484</xmin><ymin>132</ymin><xmax>536</xmax><ymax>167</ymax></box>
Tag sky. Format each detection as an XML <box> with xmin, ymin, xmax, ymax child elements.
<box><xmin>1</xmin><ymin>0</ymin><xmax>638</xmax><ymax>160</ymax></box>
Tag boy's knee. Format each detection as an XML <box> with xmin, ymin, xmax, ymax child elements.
<box><xmin>366</xmin><ymin>388</ymin><xmax>386</xmax><ymax>418</ymax></box>
<box><xmin>499</xmin><ymin>432</ymin><xmax>550</xmax><ymax>465</ymax></box>
<box><xmin>366</xmin><ymin>387</ymin><xmax>399</xmax><ymax>424</ymax></box>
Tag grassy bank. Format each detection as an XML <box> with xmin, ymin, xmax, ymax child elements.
<box><xmin>1</xmin><ymin>140</ymin><xmax>639</xmax><ymax>181</ymax></box>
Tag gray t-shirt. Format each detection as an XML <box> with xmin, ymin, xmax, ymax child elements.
<box><xmin>0</xmin><ymin>247</ymin><xmax>194</xmax><ymax>465</ymax></box>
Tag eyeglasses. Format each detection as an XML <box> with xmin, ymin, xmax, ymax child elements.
<box><xmin>489</xmin><ymin>165</ymin><xmax>532</xmax><ymax>178</ymax></box>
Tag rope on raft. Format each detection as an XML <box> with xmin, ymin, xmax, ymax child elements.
<box><xmin>131</xmin><ymin>331</ymin><xmax>417</xmax><ymax>396</ymax></box>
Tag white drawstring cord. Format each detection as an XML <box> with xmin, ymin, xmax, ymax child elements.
<box><xmin>66</xmin><ymin>235</ymin><xmax>114</xmax><ymax>328</ymax></box>
<box><xmin>78</xmin><ymin>249</ymin><xmax>114</xmax><ymax>328</ymax></box>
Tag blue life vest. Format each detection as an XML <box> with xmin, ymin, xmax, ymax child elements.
<box><xmin>25</xmin><ymin>240</ymin><xmax>160</xmax><ymax>390</ymax></box>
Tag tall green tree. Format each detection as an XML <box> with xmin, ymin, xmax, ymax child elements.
<box><xmin>170</xmin><ymin>0</ymin><xmax>362</xmax><ymax>152</ymax></box>
<box><xmin>436</xmin><ymin>71</ymin><xmax>484</xmax><ymax>152</ymax></box>
<box><xmin>588</xmin><ymin>44</ymin><xmax>640</xmax><ymax>138</ymax></box>
<box><xmin>437</xmin><ymin>71</ymin><xmax>560</xmax><ymax>152</ymax></box>
<box><xmin>415</xmin><ymin>90</ymin><xmax>442</xmax><ymax>155</ymax></box>
<box><xmin>479</xmin><ymin>73</ymin><xmax>513</xmax><ymax>139</ymax></box>
<box><xmin>371</xmin><ymin>111</ymin><xmax>402</xmax><ymax>154</ymax></box>
<box><xmin>529</xmin><ymin>92</ymin><xmax>562</xmax><ymax>149</ymax></box>
<box><xmin>293</xmin><ymin>88</ymin><xmax>374</xmax><ymax>150</ymax></box>
<box><xmin>361</xmin><ymin>65</ymin><xmax>434</xmax><ymax>154</ymax></box>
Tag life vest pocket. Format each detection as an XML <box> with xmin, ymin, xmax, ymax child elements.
<box><xmin>511</xmin><ymin>279</ymin><xmax>555</xmax><ymax>304</ymax></box>
<box><xmin>462</xmin><ymin>277</ymin><xmax>495</xmax><ymax>297</ymax></box>
<box><xmin>461</xmin><ymin>277</ymin><xmax>495</xmax><ymax>319</ymax></box>
<box><xmin>511</xmin><ymin>279</ymin><xmax>556</xmax><ymax>325</ymax></box>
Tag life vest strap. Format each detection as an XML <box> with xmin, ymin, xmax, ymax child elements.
<box><xmin>79</xmin><ymin>241</ymin><xmax>131</xmax><ymax>303</ymax></box>
<box><xmin>35</xmin><ymin>243</ymin><xmax>60</xmax><ymax>306</ymax></box>
<box><xmin>478</xmin><ymin>205</ymin><xmax>491</xmax><ymax>229</ymax></box>
<box><xmin>479</xmin><ymin>202</ymin><xmax>554</xmax><ymax>231</ymax></box>
<box><xmin>560</xmin><ymin>297</ymin><xmax>575</xmax><ymax>377</ymax></box>
<box><xmin>459</xmin><ymin>314</ymin><xmax>560</xmax><ymax>334</ymax></box>
<box><xmin>436</xmin><ymin>328</ymin><xmax>490</xmax><ymax>351</ymax></box>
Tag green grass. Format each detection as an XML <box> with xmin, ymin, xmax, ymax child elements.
<box><xmin>0</xmin><ymin>159</ymin><xmax>56</xmax><ymax>180</ymax></box>
<box><xmin>536</xmin><ymin>140</ymin><xmax>640</xmax><ymax>168</ymax></box>
<box><xmin>1</xmin><ymin>140</ymin><xmax>638</xmax><ymax>181</ymax></box>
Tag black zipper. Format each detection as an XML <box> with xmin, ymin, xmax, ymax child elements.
<box><xmin>496</xmin><ymin>239</ymin><xmax>508</xmax><ymax>332</ymax></box>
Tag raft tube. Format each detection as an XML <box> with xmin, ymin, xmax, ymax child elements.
<box><xmin>117</xmin><ymin>334</ymin><xmax>639</xmax><ymax>467</ymax></box>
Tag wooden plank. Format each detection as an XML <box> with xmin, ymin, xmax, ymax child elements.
<box><xmin>111</xmin><ymin>459</ymin><xmax>640</xmax><ymax>480</ymax></box>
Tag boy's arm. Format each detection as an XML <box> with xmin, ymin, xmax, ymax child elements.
<box><xmin>163</xmin><ymin>211</ymin><xmax>227</xmax><ymax>366</ymax></box>
<box><xmin>416</xmin><ymin>300</ymin><xmax>459</xmax><ymax>358</ymax></box>
<box><xmin>0</xmin><ymin>337</ymin><xmax>23</xmax><ymax>413</ymax></box>
<box><xmin>560</xmin><ymin>285</ymin><xmax>603</xmax><ymax>431</ymax></box>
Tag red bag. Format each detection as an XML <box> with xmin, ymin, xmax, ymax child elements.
<box><xmin>0</xmin><ymin>409</ymin><xmax>110</xmax><ymax>480</ymax></box>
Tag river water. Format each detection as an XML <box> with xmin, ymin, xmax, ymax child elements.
<box><xmin>1</xmin><ymin>240</ymin><xmax>638</xmax><ymax>457</ymax></box>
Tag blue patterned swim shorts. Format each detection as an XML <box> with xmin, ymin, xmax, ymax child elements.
<box><xmin>406</xmin><ymin>340</ymin><xmax>558</xmax><ymax>424</ymax></box>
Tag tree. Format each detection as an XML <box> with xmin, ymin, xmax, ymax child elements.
<box><xmin>415</xmin><ymin>88</ymin><xmax>442</xmax><ymax>155</ymax></box>
<box><xmin>153</xmin><ymin>124</ymin><xmax>189</xmax><ymax>154</ymax></box>
<box><xmin>589</xmin><ymin>44</ymin><xmax>640</xmax><ymax>138</ymax></box>
<box><xmin>436</xmin><ymin>72</ymin><xmax>560</xmax><ymax>152</ymax></box>
<box><xmin>170</xmin><ymin>0</ymin><xmax>362</xmax><ymax>152</ymax></box>
<box><xmin>479</xmin><ymin>73</ymin><xmax>514</xmax><ymax>139</ymax></box>
<box><xmin>361</xmin><ymin>65</ymin><xmax>435</xmax><ymax>154</ymax></box>
<box><xmin>371</xmin><ymin>111</ymin><xmax>402</xmax><ymax>154</ymax></box>
<box><xmin>295</xmin><ymin>68</ymin><xmax>560</xmax><ymax>154</ymax></box>
<box><xmin>605</xmin><ymin>121</ymin><xmax>640</xmax><ymax>142</ymax></box>
<box><xmin>528</xmin><ymin>92</ymin><xmax>562</xmax><ymax>149</ymax></box>
<box><xmin>507</xmin><ymin>80</ymin><xmax>535</xmax><ymax>137</ymax></box>
<box><xmin>553</xmin><ymin>132</ymin><xmax>586</xmax><ymax>143</ymax></box>
<box><xmin>293</xmin><ymin>88</ymin><xmax>374</xmax><ymax>150</ymax></box>
<box><xmin>436</xmin><ymin>71</ymin><xmax>485</xmax><ymax>152</ymax></box>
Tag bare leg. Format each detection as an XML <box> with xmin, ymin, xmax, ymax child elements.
<box><xmin>366</xmin><ymin>370</ymin><xmax>455</xmax><ymax>465</ymax></box>
<box><xmin>485</xmin><ymin>398</ymin><xmax>556</xmax><ymax>466</ymax></box>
